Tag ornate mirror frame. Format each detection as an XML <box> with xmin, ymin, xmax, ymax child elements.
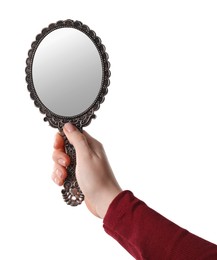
<box><xmin>25</xmin><ymin>19</ymin><xmax>111</xmax><ymax>206</ymax></box>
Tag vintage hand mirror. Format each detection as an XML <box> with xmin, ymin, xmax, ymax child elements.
<box><xmin>25</xmin><ymin>20</ymin><xmax>110</xmax><ymax>206</ymax></box>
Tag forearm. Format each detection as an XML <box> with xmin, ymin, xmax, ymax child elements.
<box><xmin>103</xmin><ymin>191</ymin><xmax>217</xmax><ymax>260</ymax></box>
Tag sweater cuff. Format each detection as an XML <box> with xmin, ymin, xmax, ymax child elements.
<box><xmin>103</xmin><ymin>190</ymin><xmax>143</xmax><ymax>227</ymax></box>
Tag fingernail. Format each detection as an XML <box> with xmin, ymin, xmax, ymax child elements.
<box><xmin>56</xmin><ymin>169</ymin><xmax>63</xmax><ymax>178</ymax></box>
<box><xmin>54</xmin><ymin>177</ymin><xmax>60</xmax><ymax>185</ymax></box>
<box><xmin>58</xmin><ymin>158</ymin><xmax>66</xmax><ymax>166</ymax></box>
<box><xmin>64</xmin><ymin>123</ymin><xmax>76</xmax><ymax>133</ymax></box>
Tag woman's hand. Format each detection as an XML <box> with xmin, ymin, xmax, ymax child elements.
<box><xmin>52</xmin><ymin>123</ymin><xmax>122</xmax><ymax>218</ymax></box>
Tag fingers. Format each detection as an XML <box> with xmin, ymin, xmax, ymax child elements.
<box><xmin>52</xmin><ymin>163</ymin><xmax>67</xmax><ymax>186</ymax></box>
<box><xmin>54</xmin><ymin>133</ymin><xmax>65</xmax><ymax>151</ymax></box>
<box><xmin>63</xmin><ymin>123</ymin><xmax>90</xmax><ymax>156</ymax></box>
<box><xmin>52</xmin><ymin>150</ymin><xmax>70</xmax><ymax>167</ymax></box>
<box><xmin>52</xmin><ymin>133</ymin><xmax>69</xmax><ymax>186</ymax></box>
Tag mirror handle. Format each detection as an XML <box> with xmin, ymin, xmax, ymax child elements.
<box><xmin>60</xmin><ymin>132</ymin><xmax>84</xmax><ymax>206</ymax></box>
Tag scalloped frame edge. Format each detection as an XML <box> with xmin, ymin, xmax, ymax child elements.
<box><xmin>25</xmin><ymin>19</ymin><xmax>111</xmax><ymax>130</ymax></box>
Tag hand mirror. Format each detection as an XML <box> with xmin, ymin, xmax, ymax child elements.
<box><xmin>25</xmin><ymin>20</ymin><xmax>111</xmax><ymax>206</ymax></box>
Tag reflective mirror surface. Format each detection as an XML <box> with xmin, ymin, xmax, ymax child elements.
<box><xmin>32</xmin><ymin>28</ymin><xmax>103</xmax><ymax>117</ymax></box>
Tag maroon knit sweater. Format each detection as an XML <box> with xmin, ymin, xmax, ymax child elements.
<box><xmin>103</xmin><ymin>191</ymin><xmax>217</xmax><ymax>259</ymax></box>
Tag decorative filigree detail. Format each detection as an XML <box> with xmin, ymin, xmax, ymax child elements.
<box><xmin>25</xmin><ymin>19</ymin><xmax>111</xmax><ymax>206</ymax></box>
<box><xmin>25</xmin><ymin>19</ymin><xmax>110</xmax><ymax>130</ymax></box>
<box><xmin>61</xmin><ymin>134</ymin><xmax>84</xmax><ymax>206</ymax></box>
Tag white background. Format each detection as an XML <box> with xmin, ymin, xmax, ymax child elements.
<box><xmin>0</xmin><ymin>1</ymin><xmax>217</xmax><ymax>259</ymax></box>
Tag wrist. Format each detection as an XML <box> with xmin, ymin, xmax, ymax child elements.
<box><xmin>96</xmin><ymin>187</ymin><xmax>122</xmax><ymax>219</ymax></box>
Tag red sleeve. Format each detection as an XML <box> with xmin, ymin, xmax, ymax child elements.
<box><xmin>103</xmin><ymin>190</ymin><xmax>217</xmax><ymax>260</ymax></box>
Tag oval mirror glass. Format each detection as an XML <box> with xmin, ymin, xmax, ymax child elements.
<box><xmin>32</xmin><ymin>27</ymin><xmax>103</xmax><ymax>117</ymax></box>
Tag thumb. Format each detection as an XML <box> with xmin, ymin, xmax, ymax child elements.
<box><xmin>63</xmin><ymin>123</ymin><xmax>90</xmax><ymax>156</ymax></box>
